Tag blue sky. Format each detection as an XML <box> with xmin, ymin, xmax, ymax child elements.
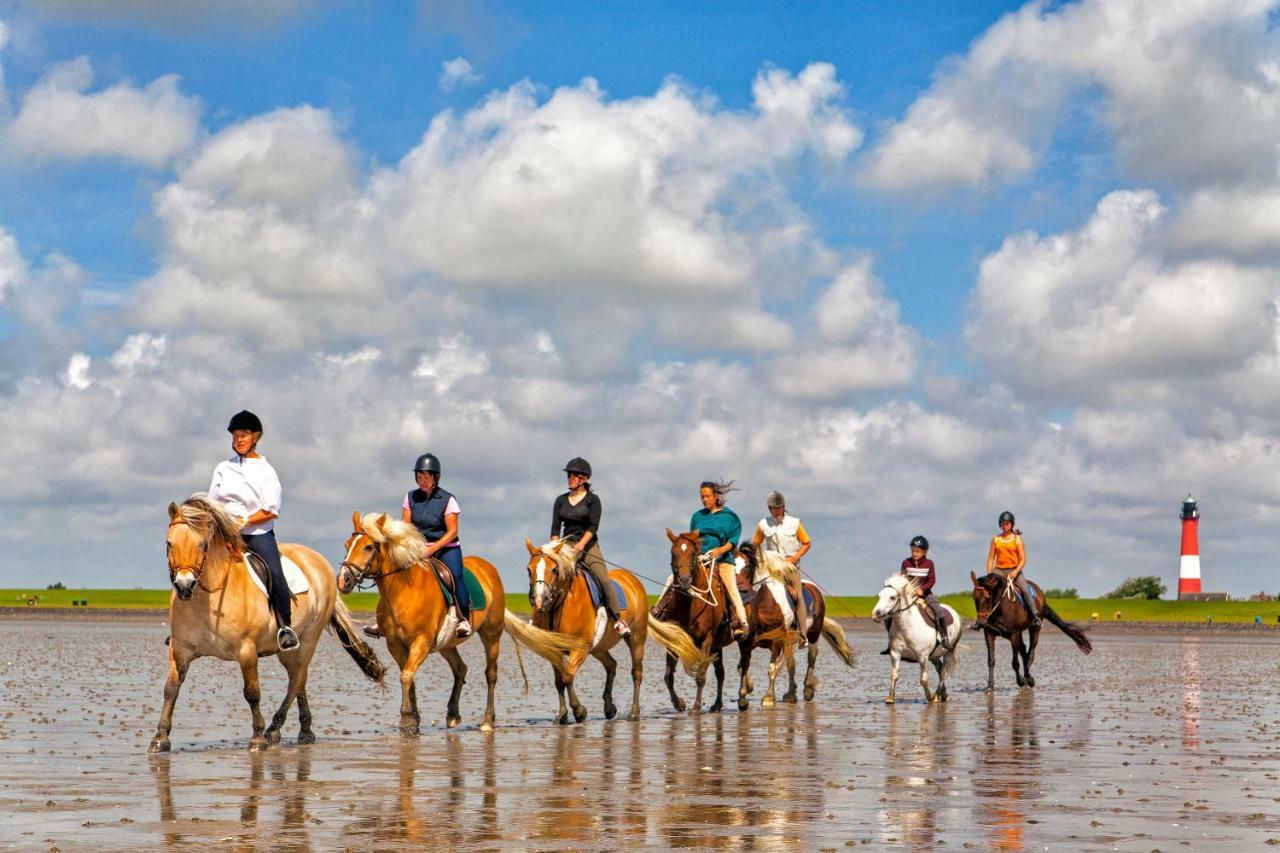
<box><xmin>1</xmin><ymin>0</ymin><xmax>1279</xmax><ymax>597</ymax></box>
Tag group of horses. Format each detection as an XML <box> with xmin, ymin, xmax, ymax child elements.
<box><xmin>152</xmin><ymin>494</ymin><xmax>1088</xmax><ymax>753</ymax></box>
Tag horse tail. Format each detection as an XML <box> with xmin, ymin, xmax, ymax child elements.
<box><xmin>1042</xmin><ymin>603</ymin><xmax>1093</xmax><ymax>655</ymax></box>
<box><xmin>940</xmin><ymin>637</ymin><xmax>962</xmax><ymax>681</ymax></box>
<box><xmin>510</xmin><ymin>628</ymin><xmax>530</xmax><ymax>698</ymax></box>
<box><xmin>819</xmin><ymin>617</ymin><xmax>855</xmax><ymax>667</ymax></box>
<box><xmin>328</xmin><ymin>595</ymin><xmax>386</xmax><ymax>684</ymax></box>
<box><xmin>502</xmin><ymin>610</ymin><xmax>588</xmax><ymax>677</ymax></box>
<box><xmin>647</xmin><ymin>615</ymin><xmax>713</xmax><ymax>675</ymax></box>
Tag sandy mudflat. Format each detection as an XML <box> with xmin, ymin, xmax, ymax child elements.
<box><xmin>1</xmin><ymin>619</ymin><xmax>1279</xmax><ymax>850</ymax></box>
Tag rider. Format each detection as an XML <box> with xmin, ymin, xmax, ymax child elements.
<box><xmin>984</xmin><ymin>511</ymin><xmax>1039</xmax><ymax>629</ymax></box>
<box><xmin>751</xmin><ymin>490</ymin><xmax>811</xmax><ymax>645</ymax></box>
<box><xmin>881</xmin><ymin>535</ymin><xmax>950</xmax><ymax>653</ymax></box>
<box><xmin>550</xmin><ymin>457</ymin><xmax>629</xmax><ymax>636</ymax></box>
<box><xmin>371</xmin><ymin>453</ymin><xmax>471</xmax><ymax>639</ymax></box>
<box><xmin>690</xmin><ymin>480</ymin><xmax>748</xmax><ymax>639</ymax></box>
<box><xmin>208</xmin><ymin>410</ymin><xmax>297</xmax><ymax>652</ymax></box>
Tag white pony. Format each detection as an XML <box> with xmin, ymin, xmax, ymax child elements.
<box><xmin>871</xmin><ymin>574</ymin><xmax>962</xmax><ymax>704</ymax></box>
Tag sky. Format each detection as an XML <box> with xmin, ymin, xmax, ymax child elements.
<box><xmin>1</xmin><ymin>0</ymin><xmax>1278</xmax><ymax>597</ymax></box>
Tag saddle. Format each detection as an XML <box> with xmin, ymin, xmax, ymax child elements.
<box><xmin>427</xmin><ymin>558</ymin><xmax>487</xmax><ymax>611</ymax></box>
<box><xmin>916</xmin><ymin>600</ymin><xmax>955</xmax><ymax>631</ymax></box>
<box><xmin>242</xmin><ymin>551</ymin><xmax>309</xmax><ymax>598</ymax></box>
<box><xmin>578</xmin><ymin>566</ymin><xmax>629</xmax><ymax>613</ymax></box>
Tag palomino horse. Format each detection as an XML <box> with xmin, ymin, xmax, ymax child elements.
<box><xmin>337</xmin><ymin>512</ymin><xmax>573</xmax><ymax>733</ymax></box>
<box><xmin>523</xmin><ymin>539</ymin><xmax>651</xmax><ymax>723</ymax></box>
<box><xmin>970</xmin><ymin>571</ymin><xmax>1092</xmax><ymax>690</ymax></box>
<box><xmin>734</xmin><ymin>544</ymin><xmax>854</xmax><ymax>709</ymax></box>
<box><xmin>660</xmin><ymin>529</ymin><xmax>739</xmax><ymax>713</ymax></box>
<box><xmin>151</xmin><ymin>495</ymin><xmax>384</xmax><ymax>753</ymax></box>
<box><xmin>871</xmin><ymin>574</ymin><xmax>962</xmax><ymax>704</ymax></box>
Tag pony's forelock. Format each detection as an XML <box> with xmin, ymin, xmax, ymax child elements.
<box><xmin>538</xmin><ymin>540</ymin><xmax>576</xmax><ymax>570</ymax></box>
<box><xmin>175</xmin><ymin>493</ymin><xmax>243</xmax><ymax>553</ymax></box>
<box><xmin>358</xmin><ymin>513</ymin><xmax>426</xmax><ymax>569</ymax></box>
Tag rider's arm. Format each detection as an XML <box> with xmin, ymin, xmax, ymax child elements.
<box><xmin>402</xmin><ymin>492</ymin><xmax>412</xmax><ymax>525</ymax></box>
<box><xmin>550</xmin><ymin>494</ymin><xmax>564</xmax><ymax>541</ymax></box>
<box><xmin>1013</xmin><ymin>536</ymin><xmax>1026</xmax><ymax>574</ymax></box>
<box><xmin>918</xmin><ymin>562</ymin><xmax>936</xmax><ymax>596</ymax></box>
<box><xmin>790</xmin><ymin>522</ymin><xmax>811</xmax><ymax>563</ymax></box>
<box><xmin>242</xmin><ymin>509</ymin><xmax>277</xmax><ymax>527</ymax></box>
<box><xmin>986</xmin><ymin>537</ymin><xmax>997</xmax><ymax>572</ymax></box>
<box><xmin>427</xmin><ymin>512</ymin><xmax>459</xmax><ymax>555</ymax></box>
<box><xmin>751</xmin><ymin>525</ymin><xmax>764</xmax><ymax>546</ymax></box>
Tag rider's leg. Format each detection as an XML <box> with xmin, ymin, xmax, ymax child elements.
<box><xmin>651</xmin><ymin>574</ymin><xmax>675</xmax><ymax>620</ymax></box>
<box><xmin>439</xmin><ymin>547</ymin><xmax>472</xmax><ymax>636</ymax></box>
<box><xmin>582</xmin><ymin>543</ymin><xmax>629</xmax><ymax>635</ymax></box>
<box><xmin>243</xmin><ymin>531</ymin><xmax>297</xmax><ymax>650</ymax></box>
<box><xmin>1013</xmin><ymin>572</ymin><xmax>1040</xmax><ymax>627</ymax></box>
<box><xmin>924</xmin><ymin>593</ymin><xmax>949</xmax><ymax>647</ymax></box>
<box><xmin>716</xmin><ymin>561</ymin><xmax>748</xmax><ymax>637</ymax></box>
<box><xmin>787</xmin><ymin>568</ymin><xmax>809</xmax><ymax>647</ymax></box>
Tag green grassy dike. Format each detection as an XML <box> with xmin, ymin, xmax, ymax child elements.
<box><xmin>6</xmin><ymin>589</ymin><xmax>1280</xmax><ymax>624</ymax></box>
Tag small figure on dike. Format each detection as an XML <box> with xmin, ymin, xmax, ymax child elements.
<box><xmin>981</xmin><ymin>510</ymin><xmax>1039</xmax><ymax>629</ymax></box>
<box><xmin>550</xmin><ymin>457</ymin><xmax>629</xmax><ymax>636</ymax></box>
<box><xmin>208</xmin><ymin>410</ymin><xmax>297</xmax><ymax>652</ymax></box>
<box><xmin>881</xmin><ymin>535</ymin><xmax>951</xmax><ymax>654</ymax></box>
<box><xmin>750</xmin><ymin>490</ymin><xmax>811</xmax><ymax>646</ymax></box>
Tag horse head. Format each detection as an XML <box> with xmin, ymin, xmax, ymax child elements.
<box><xmin>666</xmin><ymin>528</ymin><xmax>703</xmax><ymax>592</ymax></box>
<box><xmin>526</xmin><ymin>538</ymin><xmax>575</xmax><ymax>614</ymax></box>
<box><xmin>166</xmin><ymin>495</ymin><xmax>241</xmax><ymax>600</ymax></box>
<box><xmin>871</xmin><ymin>574</ymin><xmax>916</xmax><ymax>623</ymax></box>
<box><xmin>338</xmin><ymin>512</ymin><xmax>388</xmax><ymax>593</ymax></box>
<box><xmin>736</xmin><ymin>542</ymin><xmax>758</xmax><ymax>583</ymax></box>
<box><xmin>970</xmin><ymin>570</ymin><xmax>1002</xmax><ymax>623</ymax></box>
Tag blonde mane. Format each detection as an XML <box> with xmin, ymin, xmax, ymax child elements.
<box><xmin>884</xmin><ymin>573</ymin><xmax>919</xmax><ymax>600</ymax></box>
<box><xmin>359</xmin><ymin>513</ymin><xmax>427</xmax><ymax>569</ymax></box>
<box><xmin>538</xmin><ymin>540</ymin><xmax>578</xmax><ymax>572</ymax></box>
<box><xmin>175</xmin><ymin>493</ymin><xmax>243</xmax><ymax>554</ymax></box>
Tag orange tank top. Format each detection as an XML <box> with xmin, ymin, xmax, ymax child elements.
<box><xmin>992</xmin><ymin>534</ymin><xmax>1021</xmax><ymax>569</ymax></box>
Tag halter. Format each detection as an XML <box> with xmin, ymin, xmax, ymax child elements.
<box><xmin>166</xmin><ymin>519</ymin><xmax>225</xmax><ymax>594</ymax></box>
<box><xmin>973</xmin><ymin>576</ymin><xmax>1013</xmax><ymax>623</ymax></box>
<box><xmin>528</xmin><ymin>551</ymin><xmax>573</xmax><ymax>618</ymax></box>
<box><xmin>669</xmin><ymin>549</ymin><xmax>719</xmax><ymax>608</ymax></box>
<box><xmin>339</xmin><ymin>537</ymin><xmax>408</xmax><ymax>591</ymax></box>
<box><xmin>878</xmin><ymin>580</ymin><xmax>920</xmax><ymax>618</ymax></box>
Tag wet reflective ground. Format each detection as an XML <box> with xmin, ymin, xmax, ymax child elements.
<box><xmin>3</xmin><ymin>620</ymin><xmax>1279</xmax><ymax>850</ymax></box>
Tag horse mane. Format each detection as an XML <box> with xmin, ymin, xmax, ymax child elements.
<box><xmin>537</xmin><ymin>540</ymin><xmax>578</xmax><ymax>572</ymax></box>
<box><xmin>176</xmin><ymin>493</ymin><xmax>243</xmax><ymax>553</ymax></box>
<box><xmin>884</xmin><ymin>573</ymin><xmax>917</xmax><ymax>598</ymax></box>
<box><xmin>358</xmin><ymin>514</ymin><xmax>427</xmax><ymax>569</ymax></box>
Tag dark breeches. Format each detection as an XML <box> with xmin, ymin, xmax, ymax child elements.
<box><xmin>243</xmin><ymin>531</ymin><xmax>290</xmax><ymax>626</ymax></box>
<box><xmin>438</xmin><ymin>546</ymin><xmax>469</xmax><ymax>612</ymax></box>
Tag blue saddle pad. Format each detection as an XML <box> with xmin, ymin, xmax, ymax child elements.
<box><xmin>786</xmin><ymin>586</ymin><xmax>816</xmax><ymax>613</ymax></box>
<box><xmin>581</xmin><ymin>569</ymin><xmax>628</xmax><ymax>612</ymax></box>
<box><xmin>1009</xmin><ymin>583</ymin><xmax>1036</xmax><ymax>610</ymax></box>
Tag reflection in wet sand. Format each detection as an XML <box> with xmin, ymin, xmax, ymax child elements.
<box><xmin>878</xmin><ymin>703</ymin><xmax>956</xmax><ymax>846</ymax></box>
<box><xmin>972</xmin><ymin>691</ymin><xmax>1041</xmax><ymax>851</ymax></box>
<box><xmin>1180</xmin><ymin>639</ymin><xmax>1201</xmax><ymax>751</ymax></box>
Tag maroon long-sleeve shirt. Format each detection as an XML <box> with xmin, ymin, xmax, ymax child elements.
<box><xmin>901</xmin><ymin>557</ymin><xmax>936</xmax><ymax>596</ymax></box>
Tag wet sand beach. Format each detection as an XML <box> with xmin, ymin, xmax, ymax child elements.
<box><xmin>2</xmin><ymin>619</ymin><xmax>1279</xmax><ymax>850</ymax></box>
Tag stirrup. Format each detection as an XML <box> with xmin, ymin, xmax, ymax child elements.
<box><xmin>277</xmin><ymin>627</ymin><xmax>300</xmax><ymax>651</ymax></box>
<box><xmin>362</xmin><ymin>620</ymin><xmax>383</xmax><ymax>639</ymax></box>
<box><xmin>613</xmin><ymin>618</ymin><xmax>630</xmax><ymax>636</ymax></box>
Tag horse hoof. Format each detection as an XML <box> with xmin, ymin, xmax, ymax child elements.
<box><xmin>297</xmin><ymin>731</ymin><xmax>316</xmax><ymax>745</ymax></box>
<box><xmin>884</xmin><ymin>696</ymin><xmax>895</xmax><ymax>705</ymax></box>
<box><xmin>573</xmin><ymin>706</ymin><xmax>588</xmax><ymax>724</ymax></box>
<box><xmin>148</xmin><ymin>737</ymin><xmax>171</xmax><ymax>754</ymax></box>
<box><xmin>782</xmin><ymin>693</ymin><xmax>797</xmax><ymax>704</ymax></box>
<box><xmin>761</xmin><ymin>696</ymin><xmax>775</xmax><ymax>708</ymax></box>
<box><xmin>558</xmin><ymin>713</ymin><xmax>571</xmax><ymax>726</ymax></box>
<box><xmin>400</xmin><ymin>721</ymin><xmax>420</xmax><ymax>736</ymax></box>
<box><xmin>248</xmin><ymin>736</ymin><xmax>270</xmax><ymax>752</ymax></box>
<box><xmin>803</xmin><ymin>688</ymin><xmax>816</xmax><ymax>702</ymax></box>
<box><xmin>265</xmin><ymin>729</ymin><xmax>281</xmax><ymax>745</ymax></box>
<box><xmin>672</xmin><ymin>698</ymin><xmax>687</xmax><ymax>713</ymax></box>
<box><xmin>446</xmin><ymin>716</ymin><xmax>461</xmax><ymax>729</ymax></box>
<box><xmin>1026</xmin><ymin>676</ymin><xmax>1035</xmax><ymax>688</ymax></box>
<box><xmin>479</xmin><ymin>720</ymin><xmax>494</xmax><ymax>733</ymax></box>
<box><xmin>709</xmin><ymin>701</ymin><xmax>723</xmax><ymax>714</ymax></box>
<box><xmin>604</xmin><ymin>703</ymin><xmax>618</xmax><ymax>721</ymax></box>
<box><xmin>738</xmin><ymin>699</ymin><xmax>749</xmax><ymax>711</ymax></box>
<box><xmin>928</xmin><ymin>696</ymin><xmax>939</xmax><ymax>704</ymax></box>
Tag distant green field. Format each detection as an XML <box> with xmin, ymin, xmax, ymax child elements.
<box><xmin>6</xmin><ymin>589</ymin><xmax>1280</xmax><ymax>624</ymax></box>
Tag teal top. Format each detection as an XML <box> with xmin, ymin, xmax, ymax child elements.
<box><xmin>689</xmin><ymin>506</ymin><xmax>742</xmax><ymax>565</ymax></box>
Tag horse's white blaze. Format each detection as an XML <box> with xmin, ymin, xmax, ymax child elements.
<box><xmin>343</xmin><ymin>537</ymin><xmax>361</xmax><ymax>564</ymax></box>
<box><xmin>534</xmin><ymin>557</ymin><xmax>548</xmax><ymax>608</ymax></box>
<box><xmin>680</xmin><ymin>542</ymin><xmax>688</xmax><ymax>552</ymax></box>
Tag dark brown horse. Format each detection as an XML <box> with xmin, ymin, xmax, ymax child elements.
<box><xmin>660</xmin><ymin>529</ymin><xmax>738</xmax><ymax>713</ymax></box>
<box><xmin>735</xmin><ymin>544</ymin><xmax>854</xmax><ymax>708</ymax></box>
<box><xmin>970</xmin><ymin>571</ymin><xmax>1092</xmax><ymax>690</ymax></box>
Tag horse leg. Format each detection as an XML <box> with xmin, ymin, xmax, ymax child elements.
<box><xmin>565</xmin><ymin>650</ymin><xmax>590</xmax><ymax>724</ymax></box>
<box><xmin>554</xmin><ymin>669</ymin><xmax>571</xmax><ymax>725</ymax></box>
<box><xmin>626</xmin><ymin>631</ymin><xmax>644</xmax><ymax>721</ymax></box>
<box><xmin>239</xmin><ymin>651</ymin><xmax>269</xmax><ymax>752</ymax></box>
<box><xmin>736</xmin><ymin>641</ymin><xmax>752</xmax><ymax>711</ymax></box>
<box><xmin>441</xmin><ymin>646</ymin><xmax>467</xmax><ymax>729</ymax></box>
<box><xmin>763</xmin><ymin>644</ymin><xmax>780</xmax><ymax>707</ymax></box>
<box><xmin>149</xmin><ymin>648</ymin><xmax>192</xmax><ymax>753</ymax></box>
<box><xmin>481</xmin><ymin>630</ymin><xmax>500</xmax><ymax>732</ymax></box>
<box><xmin>1025</xmin><ymin>624</ymin><xmax>1040</xmax><ymax>688</ymax></box>
<box><xmin>1010</xmin><ymin>634</ymin><xmax>1026</xmax><ymax>687</ymax></box>
<box><xmin>296</xmin><ymin>687</ymin><xmax>315</xmax><ymax>744</ymax></box>
<box><xmin>664</xmin><ymin>652</ymin><xmax>686</xmax><ymax>713</ymax></box>
<box><xmin>593</xmin><ymin>648</ymin><xmax>619</xmax><ymax>720</ymax></box>
<box><xmin>984</xmin><ymin>630</ymin><xmax>996</xmax><ymax>692</ymax></box>
<box><xmin>708</xmin><ymin>651</ymin><xmax>725</xmax><ymax>714</ymax></box>
<box><xmin>886</xmin><ymin>651</ymin><xmax>900</xmax><ymax>704</ymax></box>
<box><xmin>803</xmin><ymin>643</ymin><xmax>819</xmax><ymax>702</ymax></box>
<box><xmin>265</xmin><ymin>651</ymin><xmax>312</xmax><ymax>745</ymax></box>
<box><xmin>933</xmin><ymin>656</ymin><xmax>948</xmax><ymax>703</ymax></box>
<box><xmin>398</xmin><ymin>638</ymin><xmax>431</xmax><ymax>735</ymax></box>
<box><xmin>782</xmin><ymin>642</ymin><xmax>798</xmax><ymax>704</ymax></box>
<box><xmin>920</xmin><ymin>660</ymin><xmax>936</xmax><ymax>704</ymax></box>
<box><xmin>692</xmin><ymin>647</ymin><xmax>709</xmax><ymax>715</ymax></box>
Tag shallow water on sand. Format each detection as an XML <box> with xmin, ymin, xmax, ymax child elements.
<box><xmin>2</xmin><ymin>620</ymin><xmax>1279</xmax><ymax>850</ymax></box>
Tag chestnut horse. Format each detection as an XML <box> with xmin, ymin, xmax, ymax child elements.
<box><xmin>660</xmin><ymin>529</ymin><xmax>740</xmax><ymax>713</ymax></box>
<box><xmin>337</xmin><ymin>512</ymin><xmax>573</xmax><ymax>733</ymax></box>
<box><xmin>735</xmin><ymin>543</ymin><xmax>854</xmax><ymax>709</ymax></box>
<box><xmin>151</xmin><ymin>495</ymin><xmax>384</xmax><ymax>753</ymax></box>
<box><xmin>970</xmin><ymin>571</ymin><xmax>1092</xmax><ymax>691</ymax></box>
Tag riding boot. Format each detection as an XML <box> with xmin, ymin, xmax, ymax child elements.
<box><xmin>362</xmin><ymin>618</ymin><xmax>383</xmax><ymax>639</ymax></box>
<box><xmin>650</xmin><ymin>584</ymin><xmax>675</xmax><ymax>620</ymax></box>
<box><xmin>1028</xmin><ymin>606</ymin><xmax>1041</xmax><ymax>629</ymax></box>
<box><xmin>455</xmin><ymin>605</ymin><xmax>473</xmax><ymax>638</ymax></box>
<box><xmin>276</xmin><ymin>620</ymin><xmax>300</xmax><ymax>652</ymax></box>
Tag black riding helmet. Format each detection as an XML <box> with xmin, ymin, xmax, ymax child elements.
<box><xmin>227</xmin><ymin>410</ymin><xmax>263</xmax><ymax>433</ymax></box>
<box><xmin>998</xmin><ymin>510</ymin><xmax>1015</xmax><ymax>527</ymax></box>
<box><xmin>563</xmin><ymin>457</ymin><xmax>592</xmax><ymax>478</ymax></box>
<box><xmin>910</xmin><ymin>535</ymin><xmax>929</xmax><ymax>551</ymax></box>
<box><xmin>414</xmin><ymin>453</ymin><xmax>442</xmax><ymax>477</ymax></box>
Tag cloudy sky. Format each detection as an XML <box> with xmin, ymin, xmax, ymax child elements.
<box><xmin>1</xmin><ymin>0</ymin><xmax>1278</xmax><ymax>597</ymax></box>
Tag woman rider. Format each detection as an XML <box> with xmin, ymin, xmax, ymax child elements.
<box><xmin>208</xmin><ymin>410</ymin><xmax>297</xmax><ymax>652</ymax></box>
<box><xmin>984</xmin><ymin>511</ymin><xmax>1040</xmax><ymax>628</ymax></box>
<box><xmin>751</xmin><ymin>490</ymin><xmax>811</xmax><ymax>646</ymax></box>
<box><xmin>550</xmin><ymin>457</ymin><xmax>629</xmax><ymax>636</ymax></box>
<box><xmin>690</xmin><ymin>480</ymin><xmax>748</xmax><ymax>639</ymax></box>
<box><xmin>367</xmin><ymin>453</ymin><xmax>471</xmax><ymax>639</ymax></box>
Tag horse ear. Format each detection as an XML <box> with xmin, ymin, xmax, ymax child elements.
<box><xmin>168</xmin><ymin>502</ymin><xmax>179</xmax><ymax>521</ymax></box>
<box><xmin>525</xmin><ymin>537</ymin><xmax>540</xmax><ymax>556</ymax></box>
<box><xmin>376</xmin><ymin>513</ymin><xmax>388</xmax><ymax>530</ymax></box>
<box><xmin>352</xmin><ymin>510</ymin><xmax>361</xmax><ymax>531</ymax></box>
<box><xmin>666</xmin><ymin>528</ymin><xmax>678</xmax><ymax>543</ymax></box>
<box><xmin>970</xmin><ymin>570</ymin><xmax>978</xmax><ymax>585</ymax></box>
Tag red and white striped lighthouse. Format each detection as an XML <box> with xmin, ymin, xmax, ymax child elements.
<box><xmin>1178</xmin><ymin>495</ymin><xmax>1201</xmax><ymax>598</ymax></box>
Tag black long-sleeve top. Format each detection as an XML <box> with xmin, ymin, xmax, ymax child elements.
<box><xmin>551</xmin><ymin>491</ymin><xmax>602</xmax><ymax>543</ymax></box>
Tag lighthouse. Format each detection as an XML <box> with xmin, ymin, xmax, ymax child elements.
<box><xmin>1177</xmin><ymin>495</ymin><xmax>1201</xmax><ymax>599</ymax></box>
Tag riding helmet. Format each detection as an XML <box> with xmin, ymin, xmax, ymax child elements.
<box><xmin>227</xmin><ymin>410</ymin><xmax>263</xmax><ymax>433</ymax></box>
<box><xmin>910</xmin><ymin>535</ymin><xmax>929</xmax><ymax>551</ymax></box>
<box><xmin>414</xmin><ymin>453</ymin><xmax>442</xmax><ymax>476</ymax></box>
<box><xmin>998</xmin><ymin>510</ymin><xmax>1016</xmax><ymax>526</ymax></box>
<box><xmin>766</xmin><ymin>490</ymin><xmax>785</xmax><ymax>508</ymax></box>
<box><xmin>563</xmin><ymin>457</ymin><xmax>592</xmax><ymax>478</ymax></box>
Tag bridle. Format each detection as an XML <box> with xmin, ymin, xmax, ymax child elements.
<box><xmin>878</xmin><ymin>580</ymin><xmax>919</xmax><ymax>618</ymax></box>
<box><xmin>528</xmin><ymin>550</ymin><xmax>574</xmax><ymax>617</ymax></box>
<box><xmin>338</xmin><ymin>535</ymin><xmax>408</xmax><ymax>591</ymax></box>
<box><xmin>166</xmin><ymin>519</ymin><xmax>224</xmax><ymax>594</ymax></box>
<box><xmin>670</xmin><ymin>541</ymin><xmax>718</xmax><ymax>607</ymax></box>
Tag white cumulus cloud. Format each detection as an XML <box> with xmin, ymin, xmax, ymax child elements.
<box><xmin>438</xmin><ymin>56</ymin><xmax>482</xmax><ymax>91</ymax></box>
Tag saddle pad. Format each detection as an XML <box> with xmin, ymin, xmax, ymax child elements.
<box><xmin>1009</xmin><ymin>583</ymin><xmax>1037</xmax><ymax>610</ymax></box>
<box><xmin>245</xmin><ymin>554</ymin><xmax>308</xmax><ymax>596</ymax></box>
<box><xmin>786</xmin><ymin>585</ymin><xmax>816</xmax><ymax>613</ymax></box>
<box><xmin>432</xmin><ymin>564</ymin><xmax>487</xmax><ymax>611</ymax></box>
<box><xmin>916</xmin><ymin>601</ymin><xmax>955</xmax><ymax>630</ymax></box>
<box><xmin>736</xmin><ymin>572</ymin><xmax>756</xmax><ymax>606</ymax></box>
<box><xmin>581</xmin><ymin>569</ymin><xmax>628</xmax><ymax>612</ymax></box>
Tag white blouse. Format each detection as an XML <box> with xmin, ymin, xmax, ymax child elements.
<box><xmin>209</xmin><ymin>455</ymin><xmax>282</xmax><ymax>536</ymax></box>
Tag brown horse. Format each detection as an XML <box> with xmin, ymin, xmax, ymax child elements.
<box><xmin>337</xmin><ymin>512</ymin><xmax>542</xmax><ymax>733</ymax></box>
<box><xmin>970</xmin><ymin>571</ymin><xmax>1092</xmax><ymax>690</ymax></box>
<box><xmin>522</xmin><ymin>538</ymin><xmax>656</xmax><ymax>723</ymax></box>
<box><xmin>735</xmin><ymin>543</ymin><xmax>854</xmax><ymax>708</ymax></box>
<box><xmin>659</xmin><ymin>529</ymin><xmax>740</xmax><ymax>713</ymax></box>
<box><xmin>151</xmin><ymin>495</ymin><xmax>384</xmax><ymax>753</ymax></box>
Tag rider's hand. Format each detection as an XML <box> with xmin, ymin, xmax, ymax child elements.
<box><xmin>235</xmin><ymin>516</ymin><xmax>248</xmax><ymax>529</ymax></box>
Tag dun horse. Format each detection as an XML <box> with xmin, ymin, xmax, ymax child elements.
<box><xmin>970</xmin><ymin>570</ymin><xmax>1092</xmax><ymax>690</ymax></box>
<box><xmin>337</xmin><ymin>512</ymin><xmax>573</xmax><ymax>733</ymax></box>
<box><xmin>657</xmin><ymin>529</ymin><xmax>739</xmax><ymax>713</ymax></box>
<box><xmin>735</xmin><ymin>543</ymin><xmax>854</xmax><ymax>708</ymax></box>
<box><xmin>151</xmin><ymin>495</ymin><xmax>384</xmax><ymax>753</ymax></box>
